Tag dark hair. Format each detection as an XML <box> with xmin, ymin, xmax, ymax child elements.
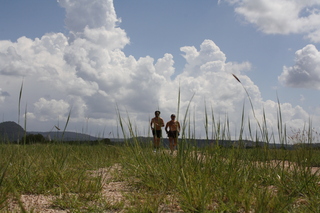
<box><xmin>155</xmin><ymin>110</ymin><xmax>160</xmax><ymax>114</ymax></box>
<box><xmin>171</xmin><ymin>114</ymin><xmax>176</xmax><ymax>117</ymax></box>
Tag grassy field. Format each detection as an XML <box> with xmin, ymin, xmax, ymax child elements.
<box><xmin>0</xmin><ymin>141</ymin><xmax>320</xmax><ymax>212</ymax></box>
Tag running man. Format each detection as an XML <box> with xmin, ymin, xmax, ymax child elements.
<box><xmin>150</xmin><ymin>110</ymin><xmax>164</xmax><ymax>152</ymax></box>
<box><xmin>165</xmin><ymin>114</ymin><xmax>180</xmax><ymax>153</ymax></box>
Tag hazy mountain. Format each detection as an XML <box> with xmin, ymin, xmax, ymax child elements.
<box><xmin>1</xmin><ymin>121</ymin><xmax>320</xmax><ymax>149</ymax></box>
<box><xmin>0</xmin><ymin>121</ymin><xmax>99</xmax><ymax>142</ymax></box>
<box><xmin>0</xmin><ymin>121</ymin><xmax>25</xmax><ymax>142</ymax></box>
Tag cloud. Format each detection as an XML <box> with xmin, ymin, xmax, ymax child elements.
<box><xmin>58</xmin><ymin>0</ymin><xmax>119</xmax><ymax>32</ymax></box>
<box><xmin>0</xmin><ymin>88</ymin><xmax>10</xmax><ymax>103</ymax></box>
<box><xmin>58</xmin><ymin>0</ymin><xmax>129</xmax><ymax>49</ymax></box>
<box><xmin>278</xmin><ymin>44</ymin><xmax>320</xmax><ymax>89</ymax></box>
<box><xmin>31</xmin><ymin>98</ymin><xmax>70</xmax><ymax>122</ymax></box>
<box><xmin>0</xmin><ymin>89</ymin><xmax>10</xmax><ymax>97</ymax></box>
<box><xmin>224</xmin><ymin>0</ymin><xmax>320</xmax><ymax>42</ymax></box>
<box><xmin>180</xmin><ymin>40</ymin><xmax>227</xmax><ymax>77</ymax></box>
<box><xmin>0</xmin><ymin>0</ymin><xmax>313</xmax><ymax>140</ymax></box>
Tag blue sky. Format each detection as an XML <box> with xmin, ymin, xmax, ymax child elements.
<box><xmin>1</xmin><ymin>0</ymin><xmax>320</xmax><ymax>141</ymax></box>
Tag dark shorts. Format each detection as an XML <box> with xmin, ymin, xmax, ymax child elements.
<box><xmin>168</xmin><ymin>131</ymin><xmax>179</xmax><ymax>138</ymax></box>
<box><xmin>152</xmin><ymin>129</ymin><xmax>162</xmax><ymax>138</ymax></box>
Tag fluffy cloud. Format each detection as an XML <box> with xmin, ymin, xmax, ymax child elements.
<box><xmin>278</xmin><ymin>44</ymin><xmax>320</xmax><ymax>89</ymax></box>
<box><xmin>31</xmin><ymin>98</ymin><xmax>70</xmax><ymax>122</ymax></box>
<box><xmin>0</xmin><ymin>0</ymin><xmax>313</xmax><ymax>141</ymax></box>
<box><xmin>0</xmin><ymin>88</ymin><xmax>10</xmax><ymax>103</ymax></box>
<box><xmin>224</xmin><ymin>0</ymin><xmax>320</xmax><ymax>42</ymax></box>
<box><xmin>58</xmin><ymin>0</ymin><xmax>119</xmax><ymax>32</ymax></box>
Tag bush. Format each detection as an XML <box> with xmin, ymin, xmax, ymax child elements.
<box><xmin>22</xmin><ymin>134</ymin><xmax>46</xmax><ymax>144</ymax></box>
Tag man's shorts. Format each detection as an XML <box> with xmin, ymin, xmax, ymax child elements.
<box><xmin>152</xmin><ymin>129</ymin><xmax>162</xmax><ymax>138</ymax></box>
<box><xmin>168</xmin><ymin>131</ymin><xmax>179</xmax><ymax>138</ymax></box>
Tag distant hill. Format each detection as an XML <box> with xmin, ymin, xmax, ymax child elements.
<box><xmin>2</xmin><ymin>121</ymin><xmax>320</xmax><ymax>149</ymax></box>
<box><xmin>0</xmin><ymin>121</ymin><xmax>100</xmax><ymax>142</ymax></box>
<box><xmin>0</xmin><ymin>121</ymin><xmax>25</xmax><ymax>142</ymax></box>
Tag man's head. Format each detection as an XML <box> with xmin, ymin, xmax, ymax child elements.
<box><xmin>171</xmin><ymin>114</ymin><xmax>176</xmax><ymax>120</ymax></box>
<box><xmin>155</xmin><ymin>110</ymin><xmax>160</xmax><ymax>116</ymax></box>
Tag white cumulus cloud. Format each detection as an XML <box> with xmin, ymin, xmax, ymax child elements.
<box><xmin>278</xmin><ymin>44</ymin><xmax>320</xmax><ymax>89</ymax></box>
<box><xmin>224</xmin><ymin>0</ymin><xmax>320</xmax><ymax>42</ymax></box>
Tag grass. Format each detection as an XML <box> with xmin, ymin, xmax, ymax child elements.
<box><xmin>0</xmin><ymin>139</ymin><xmax>320</xmax><ymax>212</ymax></box>
<box><xmin>0</xmin><ymin>143</ymin><xmax>122</xmax><ymax>212</ymax></box>
<box><xmin>120</xmin><ymin>143</ymin><xmax>320</xmax><ymax>212</ymax></box>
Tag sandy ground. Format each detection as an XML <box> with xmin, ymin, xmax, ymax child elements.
<box><xmin>4</xmin><ymin>164</ymin><xmax>128</xmax><ymax>213</ymax></box>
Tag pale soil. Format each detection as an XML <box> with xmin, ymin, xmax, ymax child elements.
<box><xmin>4</xmin><ymin>164</ymin><xmax>129</xmax><ymax>213</ymax></box>
<box><xmin>3</xmin><ymin>160</ymin><xmax>320</xmax><ymax>212</ymax></box>
<box><xmin>261</xmin><ymin>160</ymin><xmax>320</xmax><ymax>175</ymax></box>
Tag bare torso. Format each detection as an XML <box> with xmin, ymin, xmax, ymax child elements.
<box><xmin>166</xmin><ymin>120</ymin><xmax>180</xmax><ymax>131</ymax></box>
<box><xmin>151</xmin><ymin>117</ymin><xmax>164</xmax><ymax>130</ymax></box>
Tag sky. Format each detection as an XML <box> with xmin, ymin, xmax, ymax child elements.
<box><xmin>1</xmin><ymin>0</ymin><xmax>320</xmax><ymax>142</ymax></box>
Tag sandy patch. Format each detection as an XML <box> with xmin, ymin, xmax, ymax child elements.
<box><xmin>4</xmin><ymin>164</ymin><xmax>128</xmax><ymax>213</ymax></box>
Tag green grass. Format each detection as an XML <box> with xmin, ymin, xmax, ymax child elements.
<box><xmin>120</xmin><ymin>143</ymin><xmax>320</xmax><ymax>212</ymax></box>
<box><xmin>0</xmin><ymin>143</ymin><xmax>122</xmax><ymax>212</ymax></box>
<box><xmin>0</xmin><ymin>141</ymin><xmax>320</xmax><ymax>212</ymax></box>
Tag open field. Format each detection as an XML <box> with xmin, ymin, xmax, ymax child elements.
<box><xmin>1</xmin><ymin>141</ymin><xmax>320</xmax><ymax>212</ymax></box>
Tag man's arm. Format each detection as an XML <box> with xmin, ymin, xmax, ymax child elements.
<box><xmin>165</xmin><ymin>122</ymin><xmax>169</xmax><ymax>133</ymax></box>
<box><xmin>161</xmin><ymin>118</ymin><xmax>165</xmax><ymax>127</ymax></box>
<box><xmin>150</xmin><ymin>118</ymin><xmax>154</xmax><ymax>130</ymax></box>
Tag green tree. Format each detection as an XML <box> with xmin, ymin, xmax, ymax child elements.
<box><xmin>22</xmin><ymin>134</ymin><xmax>46</xmax><ymax>144</ymax></box>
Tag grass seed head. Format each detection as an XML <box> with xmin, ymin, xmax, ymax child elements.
<box><xmin>232</xmin><ymin>74</ymin><xmax>241</xmax><ymax>83</ymax></box>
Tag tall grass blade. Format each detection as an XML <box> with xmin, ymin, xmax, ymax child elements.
<box><xmin>23</xmin><ymin>103</ymin><xmax>27</xmax><ymax>145</ymax></box>
<box><xmin>61</xmin><ymin>107</ymin><xmax>72</xmax><ymax>142</ymax></box>
<box><xmin>126</xmin><ymin>110</ymin><xmax>137</xmax><ymax>138</ymax></box>
<box><xmin>204</xmin><ymin>101</ymin><xmax>209</xmax><ymax>140</ymax></box>
<box><xmin>248</xmin><ymin>117</ymin><xmax>253</xmax><ymax>142</ymax></box>
<box><xmin>211</xmin><ymin>107</ymin><xmax>219</xmax><ymax>142</ymax></box>
<box><xmin>232</xmin><ymin>74</ymin><xmax>263</xmax><ymax>136</ymax></box>
<box><xmin>181</xmin><ymin>93</ymin><xmax>195</xmax><ymax>139</ymax></box>
<box><xmin>276</xmin><ymin>93</ymin><xmax>287</xmax><ymax>146</ymax></box>
<box><xmin>177</xmin><ymin>85</ymin><xmax>181</xmax><ymax>121</ymax></box>
<box><xmin>18</xmin><ymin>80</ymin><xmax>23</xmax><ymax>126</ymax></box>
<box><xmin>239</xmin><ymin>102</ymin><xmax>245</xmax><ymax>142</ymax></box>
<box><xmin>262</xmin><ymin>108</ymin><xmax>267</xmax><ymax>142</ymax></box>
<box><xmin>193</xmin><ymin>106</ymin><xmax>196</xmax><ymax>139</ymax></box>
<box><xmin>115</xmin><ymin>104</ymin><xmax>127</xmax><ymax>139</ymax></box>
<box><xmin>17</xmin><ymin>80</ymin><xmax>24</xmax><ymax>144</ymax></box>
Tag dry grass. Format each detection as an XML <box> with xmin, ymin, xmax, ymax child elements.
<box><xmin>3</xmin><ymin>157</ymin><xmax>320</xmax><ymax>213</ymax></box>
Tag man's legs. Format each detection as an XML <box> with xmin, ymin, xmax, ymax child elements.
<box><xmin>156</xmin><ymin>137</ymin><xmax>161</xmax><ymax>148</ymax></box>
<box><xmin>169</xmin><ymin>137</ymin><xmax>174</xmax><ymax>153</ymax></box>
<box><xmin>153</xmin><ymin>136</ymin><xmax>161</xmax><ymax>152</ymax></box>
<box><xmin>173</xmin><ymin>137</ymin><xmax>178</xmax><ymax>151</ymax></box>
<box><xmin>153</xmin><ymin>136</ymin><xmax>157</xmax><ymax>149</ymax></box>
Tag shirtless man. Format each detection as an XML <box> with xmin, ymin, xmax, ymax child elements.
<box><xmin>165</xmin><ymin>114</ymin><xmax>181</xmax><ymax>153</ymax></box>
<box><xmin>150</xmin><ymin>110</ymin><xmax>164</xmax><ymax>152</ymax></box>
